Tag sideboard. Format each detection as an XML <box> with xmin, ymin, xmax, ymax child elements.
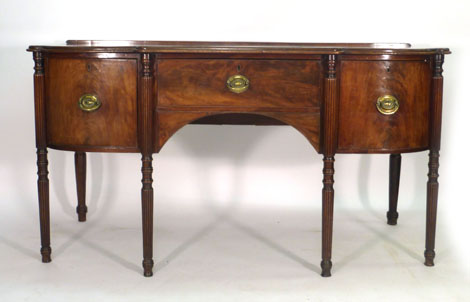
<box><xmin>27</xmin><ymin>41</ymin><xmax>450</xmax><ymax>277</ymax></box>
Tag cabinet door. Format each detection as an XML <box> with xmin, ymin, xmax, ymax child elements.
<box><xmin>338</xmin><ymin>59</ymin><xmax>431</xmax><ymax>153</ymax></box>
<box><xmin>45</xmin><ymin>57</ymin><xmax>138</xmax><ymax>151</ymax></box>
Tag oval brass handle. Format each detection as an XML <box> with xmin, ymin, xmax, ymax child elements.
<box><xmin>78</xmin><ymin>94</ymin><xmax>101</xmax><ymax>112</ymax></box>
<box><xmin>376</xmin><ymin>95</ymin><xmax>399</xmax><ymax>115</ymax></box>
<box><xmin>226</xmin><ymin>74</ymin><xmax>250</xmax><ymax>93</ymax></box>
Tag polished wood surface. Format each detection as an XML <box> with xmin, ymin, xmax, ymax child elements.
<box><xmin>29</xmin><ymin>41</ymin><xmax>449</xmax><ymax>55</ymax></box>
<box><xmin>156</xmin><ymin>111</ymin><xmax>321</xmax><ymax>152</ymax></box>
<box><xmin>158</xmin><ymin>59</ymin><xmax>322</xmax><ymax>109</ymax></box>
<box><xmin>27</xmin><ymin>41</ymin><xmax>450</xmax><ymax>278</ymax></box>
<box><xmin>45</xmin><ymin>57</ymin><xmax>139</xmax><ymax>151</ymax></box>
<box><xmin>338</xmin><ymin>59</ymin><xmax>431</xmax><ymax>153</ymax></box>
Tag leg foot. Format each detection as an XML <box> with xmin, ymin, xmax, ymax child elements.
<box><xmin>40</xmin><ymin>246</ymin><xmax>52</xmax><ymax>263</ymax></box>
<box><xmin>386</xmin><ymin>211</ymin><xmax>399</xmax><ymax>225</ymax></box>
<box><xmin>143</xmin><ymin>259</ymin><xmax>154</xmax><ymax>277</ymax></box>
<box><xmin>321</xmin><ymin>260</ymin><xmax>332</xmax><ymax>277</ymax></box>
<box><xmin>76</xmin><ymin>205</ymin><xmax>88</xmax><ymax>222</ymax></box>
<box><xmin>424</xmin><ymin>249</ymin><xmax>435</xmax><ymax>266</ymax></box>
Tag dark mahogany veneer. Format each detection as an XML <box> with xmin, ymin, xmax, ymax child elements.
<box><xmin>28</xmin><ymin>41</ymin><xmax>450</xmax><ymax>277</ymax></box>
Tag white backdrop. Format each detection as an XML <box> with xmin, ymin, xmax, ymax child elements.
<box><xmin>1</xmin><ymin>0</ymin><xmax>469</xmax><ymax>300</ymax></box>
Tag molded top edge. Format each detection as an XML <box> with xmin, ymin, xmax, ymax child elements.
<box><xmin>27</xmin><ymin>40</ymin><xmax>451</xmax><ymax>54</ymax></box>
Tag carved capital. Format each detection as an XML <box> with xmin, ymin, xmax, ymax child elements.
<box><xmin>36</xmin><ymin>148</ymin><xmax>49</xmax><ymax>179</ymax></box>
<box><xmin>141</xmin><ymin>155</ymin><xmax>153</xmax><ymax>189</ymax></box>
<box><xmin>433</xmin><ymin>54</ymin><xmax>444</xmax><ymax>78</ymax></box>
<box><xmin>141</xmin><ymin>53</ymin><xmax>152</xmax><ymax>78</ymax></box>
<box><xmin>427</xmin><ymin>151</ymin><xmax>440</xmax><ymax>181</ymax></box>
<box><xmin>33</xmin><ymin>51</ymin><xmax>44</xmax><ymax>75</ymax></box>
<box><xmin>322</xmin><ymin>156</ymin><xmax>335</xmax><ymax>187</ymax></box>
<box><xmin>327</xmin><ymin>54</ymin><xmax>337</xmax><ymax>79</ymax></box>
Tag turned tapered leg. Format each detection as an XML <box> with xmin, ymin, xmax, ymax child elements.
<box><xmin>75</xmin><ymin>152</ymin><xmax>87</xmax><ymax>222</ymax></box>
<box><xmin>33</xmin><ymin>51</ymin><xmax>50</xmax><ymax>263</ymax></box>
<box><xmin>387</xmin><ymin>154</ymin><xmax>401</xmax><ymax>225</ymax></box>
<box><xmin>425</xmin><ymin>151</ymin><xmax>439</xmax><ymax>266</ymax></box>
<box><xmin>141</xmin><ymin>155</ymin><xmax>154</xmax><ymax>277</ymax></box>
<box><xmin>320</xmin><ymin>54</ymin><xmax>338</xmax><ymax>277</ymax></box>
<box><xmin>37</xmin><ymin>148</ymin><xmax>51</xmax><ymax>262</ymax></box>
<box><xmin>321</xmin><ymin>156</ymin><xmax>335</xmax><ymax>277</ymax></box>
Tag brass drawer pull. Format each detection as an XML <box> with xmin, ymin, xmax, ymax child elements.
<box><xmin>78</xmin><ymin>94</ymin><xmax>101</xmax><ymax>112</ymax></box>
<box><xmin>376</xmin><ymin>95</ymin><xmax>399</xmax><ymax>115</ymax></box>
<box><xmin>226</xmin><ymin>74</ymin><xmax>249</xmax><ymax>93</ymax></box>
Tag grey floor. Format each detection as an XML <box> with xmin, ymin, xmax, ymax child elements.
<box><xmin>1</xmin><ymin>205</ymin><xmax>468</xmax><ymax>302</ymax></box>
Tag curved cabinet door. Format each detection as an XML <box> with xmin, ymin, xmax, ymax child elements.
<box><xmin>45</xmin><ymin>57</ymin><xmax>138</xmax><ymax>152</ymax></box>
<box><xmin>337</xmin><ymin>59</ymin><xmax>432</xmax><ymax>153</ymax></box>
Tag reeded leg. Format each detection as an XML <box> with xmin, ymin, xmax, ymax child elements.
<box><xmin>321</xmin><ymin>156</ymin><xmax>335</xmax><ymax>277</ymax></box>
<box><xmin>75</xmin><ymin>152</ymin><xmax>87</xmax><ymax>222</ymax></box>
<box><xmin>387</xmin><ymin>154</ymin><xmax>401</xmax><ymax>225</ymax></box>
<box><xmin>141</xmin><ymin>155</ymin><xmax>154</xmax><ymax>277</ymax></box>
<box><xmin>425</xmin><ymin>151</ymin><xmax>439</xmax><ymax>266</ymax></box>
<box><xmin>37</xmin><ymin>148</ymin><xmax>51</xmax><ymax>262</ymax></box>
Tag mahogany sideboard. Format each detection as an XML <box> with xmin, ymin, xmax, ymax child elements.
<box><xmin>27</xmin><ymin>41</ymin><xmax>450</xmax><ymax>277</ymax></box>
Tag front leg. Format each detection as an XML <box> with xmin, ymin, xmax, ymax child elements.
<box><xmin>320</xmin><ymin>54</ymin><xmax>338</xmax><ymax>277</ymax></box>
<box><xmin>321</xmin><ymin>156</ymin><xmax>335</xmax><ymax>277</ymax></box>
<box><xmin>33</xmin><ymin>51</ymin><xmax>51</xmax><ymax>263</ymax></box>
<box><xmin>141</xmin><ymin>155</ymin><xmax>154</xmax><ymax>277</ymax></box>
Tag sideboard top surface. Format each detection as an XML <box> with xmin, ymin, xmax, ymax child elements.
<box><xmin>27</xmin><ymin>40</ymin><xmax>450</xmax><ymax>55</ymax></box>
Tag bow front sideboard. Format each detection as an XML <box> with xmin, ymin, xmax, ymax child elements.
<box><xmin>27</xmin><ymin>41</ymin><xmax>450</xmax><ymax>277</ymax></box>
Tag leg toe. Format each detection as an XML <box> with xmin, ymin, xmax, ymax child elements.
<box><xmin>424</xmin><ymin>250</ymin><xmax>435</xmax><ymax>266</ymax></box>
<box><xmin>320</xmin><ymin>260</ymin><xmax>332</xmax><ymax>277</ymax></box>
<box><xmin>386</xmin><ymin>211</ymin><xmax>399</xmax><ymax>225</ymax></box>
<box><xmin>40</xmin><ymin>247</ymin><xmax>51</xmax><ymax>263</ymax></box>
<box><xmin>142</xmin><ymin>259</ymin><xmax>154</xmax><ymax>277</ymax></box>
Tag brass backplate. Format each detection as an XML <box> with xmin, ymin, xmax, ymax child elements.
<box><xmin>226</xmin><ymin>74</ymin><xmax>250</xmax><ymax>93</ymax></box>
<box><xmin>376</xmin><ymin>95</ymin><xmax>399</xmax><ymax>115</ymax></box>
<box><xmin>78</xmin><ymin>94</ymin><xmax>101</xmax><ymax>112</ymax></box>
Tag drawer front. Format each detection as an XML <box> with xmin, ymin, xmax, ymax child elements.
<box><xmin>338</xmin><ymin>60</ymin><xmax>431</xmax><ymax>152</ymax></box>
<box><xmin>157</xmin><ymin>59</ymin><xmax>321</xmax><ymax>109</ymax></box>
<box><xmin>45</xmin><ymin>57</ymin><xmax>138</xmax><ymax>150</ymax></box>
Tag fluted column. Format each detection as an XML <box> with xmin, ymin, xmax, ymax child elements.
<box><xmin>139</xmin><ymin>53</ymin><xmax>155</xmax><ymax>276</ymax></box>
<box><xmin>424</xmin><ymin>53</ymin><xmax>444</xmax><ymax>267</ymax></box>
<box><xmin>320</xmin><ymin>54</ymin><xmax>339</xmax><ymax>277</ymax></box>
<box><xmin>34</xmin><ymin>51</ymin><xmax>51</xmax><ymax>263</ymax></box>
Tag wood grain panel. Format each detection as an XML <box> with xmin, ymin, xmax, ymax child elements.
<box><xmin>45</xmin><ymin>57</ymin><xmax>138</xmax><ymax>150</ymax></box>
<box><xmin>157</xmin><ymin>59</ymin><xmax>321</xmax><ymax>109</ymax></box>
<box><xmin>156</xmin><ymin>111</ymin><xmax>320</xmax><ymax>152</ymax></box>
<box><xmin>338</xmin><ymin>60</ymin><xmax>431</xmax><ymax>152</ymax></box>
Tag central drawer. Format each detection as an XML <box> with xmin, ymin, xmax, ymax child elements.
<box><xmin>157</xmin><ymin>59</ymin><xmax>322</xmax><ymax>109</ymax></box>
